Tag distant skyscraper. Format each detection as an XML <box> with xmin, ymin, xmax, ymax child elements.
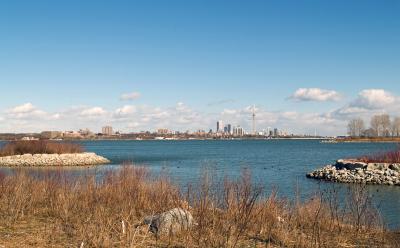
<box><xmin>102</xmin><ymin>126</ymin><xmax>113</xmax><ymax>136</ymax></box>
<box><xmin>233</xmin><ymin>126</ymin><xmax>244</xmax><ymax>136</ymax></box>
<box><xmin>273</xmin><ymin>128</ymin><xmax>279</xmax><ymax>137</ymax></box>
<box><xmin>223</xmin><ymin>124</ymin><xmax>232</xmax><ymax>134</ymax></box>
<box><xmin>217</xmin><ymin>120</ymin><xmax>223</xmax><ymax>133</ymax></box>
<box><xmin>252</xmin><ymin>105</ymin><xmax>256</xmax><ymax>135</ymax></box>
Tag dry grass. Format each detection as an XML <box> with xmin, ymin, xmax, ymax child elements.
<box><xmin>0</xmin><ymin>166</ymin><xmax>398</xmax><ymax>248</ymax></box>
<box><xmin>0</xmin><ymin>140</ymin><xmax>84</xmax><ymax>157</ymax></box>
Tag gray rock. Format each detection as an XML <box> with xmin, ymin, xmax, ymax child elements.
<box><xmin>389</xmin><ymin>164</ymin><xmax>400</xmax><ymax>171</ymax></box>
<box><xmin>145</xmin><ymin>208</ymin><xmax>194</xmax><ymax>236</ymax></box>
<box><xmin>335</xmin><ymin>160</ymin><xmax>367</xmax><ymax>170</ymax></box>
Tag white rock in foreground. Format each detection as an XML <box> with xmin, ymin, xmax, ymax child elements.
<box><xmin>0</xmin><ymin>152</ymin><xmax>110</xmax><ymax>167</ymax></box>
<box><xmin>144</xmin><ymin>208</ymin><xmax>194</xmax><ymax>236</ymax></box>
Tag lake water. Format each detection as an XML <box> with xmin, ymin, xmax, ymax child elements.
<box><xmin>1</xmin><ymin>140</ymin><xmax>400</xmax><ymax>228</ymax></box>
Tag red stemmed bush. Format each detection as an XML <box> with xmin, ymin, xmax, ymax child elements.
<box><xmin>358</xmin><ymin>147</ymin><xmax>400</xmax><ymax>163</ymax></box>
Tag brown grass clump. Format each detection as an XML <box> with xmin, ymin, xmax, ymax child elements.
<box><xmin>0</xmin><ymin>140</ymin><xmax>84</xmax><ymax>157</ymax></box>
<box><xmin>0</xmin><ymin>166</ymin><xmax>398</xmax><ymax>247</ymax></box>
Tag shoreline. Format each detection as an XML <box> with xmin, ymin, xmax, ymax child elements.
<box><xmin>333</xmin><ymin>138</ymin><xmax>400</xmax><ymax>143</ymax></box>
<box><xmin>1</xmin><ymin>137</ymin><xmax>329</xmax><ymax>142</ymax></box>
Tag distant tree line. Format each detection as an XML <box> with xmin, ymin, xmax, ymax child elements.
<box><xmin>347</xmin><ymin>114</ymin><xmax>400</xmax><ymax>137</ymax></box>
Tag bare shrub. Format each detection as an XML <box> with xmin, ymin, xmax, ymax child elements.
<box><xmin>358</xmin><ymin>146</ymin><xmax>400</xmax><ymax>163</ymax></box>
<box><xmin>0</xmin><ymin>140</ymin><xmax>84</xmax><ymax>157</ymax></box>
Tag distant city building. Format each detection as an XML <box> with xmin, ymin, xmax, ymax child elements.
<box><xmin>41</xmin><ymin>131</ymin><xmax>62</xmax><ymax>139</ymax></box>
<box><xmin>267</xmin><ymin>127</ymin><xmax>271</xmax><ymax>136</ymax></box>
<box><xmin>21</xmin><ymin>136</ymin><xmax>40</xmax><ymax>141</ymax></box>
<box><xmin>78</xmin><ymin>128</ymin><xmax>93</xmax><ymax>136</ymax></box>
<box><xmin>225</xmin><ymin>124</ymin><xmax>232</xmax><ymax>134</ymax></box>
<box><xmin>273</xmin><ymin>128</ymin><xmax>279</xmax><ymax>137</ymax></box>
<box><xmin>102</xmin><ymin>126</ymin><xmax>114</xmax><ymax>136</ymax></box>
<box><xmin>157</xmin><ymin>128</ymin><xmax>169</xmax><ymax>135</ymax></box>
<box><xmin>233</xmin><ymin>126</ymin><xmax>244</xmax><ymax>136</ymax></box>
<box><xmin>195</xmin><ymin>129</ymin><xmax>206</xmax><ymax>136</ymax></box>
<box><xmin>280</xmin><ymin>130</ymin><xmax>288</xmax><ymax>136</ymax></box>
<box><xmin>217</xmin><ymin>120</ymin><xmax>223</xmax><ymax>133</ymax></box>
<box><xmin>63</xmin><ymin>131</ymin><xmax>82</xmax><ymax>138</ymax></box>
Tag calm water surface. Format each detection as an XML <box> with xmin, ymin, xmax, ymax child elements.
<box><xmin>1</xmin><ymin>140</ymin><xmax>400</xmax><ymax>228</ymax></box>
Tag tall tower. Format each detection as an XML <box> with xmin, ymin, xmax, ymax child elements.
<box><xmin>217</xmin><ymin>120</ymin><xmax>223</xmax><ymax>133</ymax></box>
<box><xmin>252</xmin><ymin>105</ymin><xmax>256</xmax><ymax>135</ymax></box>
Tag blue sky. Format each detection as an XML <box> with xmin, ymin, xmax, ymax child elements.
<box><xmin>0</xmin><ymin>0</ymin><xmax>399</xmax><ymax>135</ymax></box>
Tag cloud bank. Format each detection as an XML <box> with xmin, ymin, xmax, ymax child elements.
<box><xmin>290</xmin><ymin>88</ymin><xmax>341</xmax><ymax>102</ymax></box>
<box><xmin>0</xmin><ymin>89</ymin><xmax>399</xmax><ymax>136</ymax></box>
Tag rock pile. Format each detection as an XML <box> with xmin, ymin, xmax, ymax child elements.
<box><xmin>0</xmin><ymin>152</ymin><xmax>110</xmax><ymax>167</ymax></box>
<box><xmin>307</xmin><ymin>159</ymin><xmax>400</xmax><ymax>186</ymax></box>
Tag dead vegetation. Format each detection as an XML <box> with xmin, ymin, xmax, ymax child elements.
<box><xmin>0</xmin><ymin>140</ymin><xmax>84</xmax><ymax>157</ymax></box>
<box><xmin>0</xmin><ymin>166</ymin><xmax>398</xmax><ymax>247</ymax></box>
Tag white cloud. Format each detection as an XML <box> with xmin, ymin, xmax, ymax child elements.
<box><xmin>120</xmin><ymin>92</ymin><xmax>141</xmax><ymax>101</ymax></box>
<box><xmin>127</xmin><ymin>122</ymin><xmax>141</xmax><ymax>128</ymax></box>
<box><xmin>114</xmin><ymin>105</ymin><xmax>137</xmax><ymax>118</ymax></box>
<box><xmin>0</xmin><ymin>102</ymin><xmax>343</xmax><ymax>136</ymax></box>
<box><xmin>80</xmin><ymin>107</ymin><xmax>107</xmax><ymax>117</ymax></box>
<box><xmin>175</xmin><ymin>102</ymin><xmax>192</xmax><ymax>113</ymax></box>
<box><xmin>332</xmin><ymin>89</ymin><xmax>399</xmax><ymax>120</ymax></box>
<box><xmin>350</xmin><ymin>89</ymin><xmax>395</xmax><ymax>109</ymax></box>
<box><xmin>290</xmin><ymin>88</ymin><xmax>341</xmax><ymax>102</ymax></box>
<box><xmin>8</xmin><ymin>103</ymin><xmax>36</xmax><ymax>114</ymax></box>
<box><xmin>51</xmin><ymin>113</ymin><xmax>61</xmax><ymax>120</ymax></box>
<box><xmin>6</xmin><ymin>103</ymin><xmax>47</xmax><ymax>119</ymax></box>
<box><xmin>2</xmin><ymin>89</ymin><xmax>399</xmax><ymax>136</ymax></box>
<box><xmin>280</xmin><ymin>111</ymin><xmax>299</xmax><ymax>120</ymax></box>
<box><xmin>2</xmin><ymin>103</ymin><xmax>65</xmax><ymax>132</ymax></box>
<box><xmin>222</xmin><ymin>109</ymin><xmax>237</xmax><ymax>115</ymax></box>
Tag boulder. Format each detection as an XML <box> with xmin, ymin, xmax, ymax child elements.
<box><xmin>144</xmin><ymin>208</ymin><xmax>194</xmax><ymax>236</ymax></box>
<box><xmin>389</xmin><ymin>164</ymin><xmax>400</xmax><ymax>172</ymax></box>
<box><xmin>335</xmin><ymin>159</ymin><xmax>367</xmax><ymax>170</ymax></box>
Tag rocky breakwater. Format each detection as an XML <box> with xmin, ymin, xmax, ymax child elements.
<box><xmin>0</xmin><ymin>152</ymin><xmax>111</xmax><ymax>167</ymax></box>
<box><xmin>307</xmin><ymin>159</ymin><xmax>400</xmax><ymax>186</ymax></box>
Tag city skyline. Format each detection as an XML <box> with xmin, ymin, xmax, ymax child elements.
<box><xmin>1</xmin><ymin>1</ymin><xmax>400</xmax><ymax>135</ymax></box>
